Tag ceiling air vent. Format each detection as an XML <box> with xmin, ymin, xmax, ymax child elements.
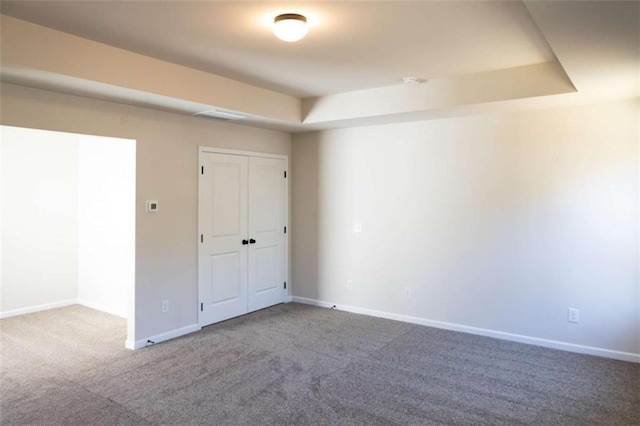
<box><xmin>193</xmin><ymin>109</ymin><xmax>245</xmax><ymax>121</ymax></box>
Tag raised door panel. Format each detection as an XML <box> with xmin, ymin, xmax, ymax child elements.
<box><xmin>211</xmin><ymin>164</ymin><xmax>242</xmax><ymax>238</ymax></box>
<box><xmin>210</xmin><ymin>252</ymin><xmax>241</xmax><ymax>303</ymax></box>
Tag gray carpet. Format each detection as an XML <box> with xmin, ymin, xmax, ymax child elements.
<box><xmin>1</xmin><ymin>303</ymin><xmax>638</xmax><ymax>425</ymax></box>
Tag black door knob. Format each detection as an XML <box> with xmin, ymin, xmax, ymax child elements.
<box><xmin>242</xmin><ymin>239</ymin><xmax>249</xmax><ymax>245</ymax></box>
<box><xmin>249</xmin><ymin>239</ymin><xmax>256</xmax><ymax>244</ymax></box>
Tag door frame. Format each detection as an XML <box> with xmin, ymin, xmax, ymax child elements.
<box><xmin>197</xmin><ymin>146</ymin><xmax>290</xmax><ymax>328</ymax></box>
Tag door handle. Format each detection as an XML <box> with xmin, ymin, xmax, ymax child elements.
<box><xmin>242</xmin><ymin>239</ymin><xmax>249</xmax><ymax>245</ymax></box>
<box><xmin>249</xmin><ymin>239</ymin><xmax>256</xmax><ymax>244</ymax></box>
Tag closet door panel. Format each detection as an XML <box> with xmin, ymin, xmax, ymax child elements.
<box><xmin>199</xmin><ymin>153</ymin><xmax>248</xmax><ymax>326</ymax></box>
<box><xmin>247</xmin><ymin>157</ymin><xmax>286</xmax><ymax>312</ymax></box>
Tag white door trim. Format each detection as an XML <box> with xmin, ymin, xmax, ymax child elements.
<box><xmin>199</xmin><ymin>146</ymin><xmax>288</xmax><ymax>160</ymax></box>
<box><xmin>197</xmin><ymin>146</ymin><xmax>289</xmax><ymax>328</ymax></box>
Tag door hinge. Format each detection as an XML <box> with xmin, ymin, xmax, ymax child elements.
<box><xmin>284</xmin><ymin>282</ymin><xmax>287</xmax><ymax>289</ymax></box>
<box><xmin>201</xmin><ymin>302</ymin><xmax>203</xmax><ymax>311</ymax></box>
<box><xmin>201</xmin><ymin>166</ymin><xmax>204</xmax><ymax>175</ymax></box>
<box><xmin>200</xmin><ymin>234</ymin><xmax>203</xmax><ymax>243</ymax></box>
<box><xmin>284</xmin><ymin>171</ymin><xmax>287</xmax><ymax>178</ymax></box>
<box><xmin>284</xmin><ymin>226</ymin><xmax>287</xmax><ymax>234</ymax></box>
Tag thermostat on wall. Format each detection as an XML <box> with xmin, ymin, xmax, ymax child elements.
<box><xmin>146</xmin><ymin>200</ymin><xmax>159</xmax><ymax>212</ymax></box>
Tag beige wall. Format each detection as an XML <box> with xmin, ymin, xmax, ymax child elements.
<box><xmin>3</xmin><ymin>80</ymin><xmax>638</xmax><ymax>358</ymax></box>
<box><xmin>292</xmin><ymin>99</ymin><xmax>639</xmax><ymax>356</ymax></box>
<box><xmin>0</xmin><ymin>83</ymin><xmax>291</xmax><ymax>343</ymax></box>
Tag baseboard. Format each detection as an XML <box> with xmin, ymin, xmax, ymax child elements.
<box><xmin>125</xmin><ymin>323</ymin><xmax>201</xmax><ymax>350</ymax></box>
<box><xmin>291</xmin><ymin>296</ymin><xmax>640</xmax><ymax>363</ymax></box>
<box><xmin>284</xmin><ymin>295</ymin><xmax>293</xmax><ymax>303</ymax></box>
<box><xmin>77</xmin><ymin>299</ymin><xmax>126</xmax><ymax>319</ymax></box>
<box><xmin>0</xmin><ymin>299</ymin><xmax>77</xmax><ymax>319</ymax></box>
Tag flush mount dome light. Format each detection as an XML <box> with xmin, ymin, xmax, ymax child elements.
<box><xmin>273</xmin><ymin>13</ymin><xmax>308</xmax><ymax>42</ymax></box>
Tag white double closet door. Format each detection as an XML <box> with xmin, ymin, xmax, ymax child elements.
<box><xmin>198</xmin><ymin>151</ymin><xmax>286</xmax><ymax>327</ymax></box>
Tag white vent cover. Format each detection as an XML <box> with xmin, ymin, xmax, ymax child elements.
<box><xmin>193</xmin><ymin>110</ymin><xmax>245</xmax><ymax>120</ymax></box>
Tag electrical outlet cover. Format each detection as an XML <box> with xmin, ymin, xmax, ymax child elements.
<box><xmin>568</xmin><ymin>308</ymin><xmax>579</xmax><ymax>323</ymax></box>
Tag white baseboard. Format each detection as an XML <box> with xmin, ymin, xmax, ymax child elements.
<box><xmin>291</xmin><ymin>296</ymin><xmax>640</xmax><ymax>363</ymax></box>
<box><xmin>0</xmin><ymin>299</ymin><xmax>77</xmax><ymax>319</ymax></box>
<box><xmin>284</xmin><ymin>295</ymin><xmax>293</xmax><ymax>303</ymax></box>
<box><xmin>125</xmin><ymin>323</ymin><xmax>201</xmax><ymax>350</ymax></box>
<box><xmin>77</xmin><ymin>299</ymin><xmax>127</xmax><ymax>319</ymax></box>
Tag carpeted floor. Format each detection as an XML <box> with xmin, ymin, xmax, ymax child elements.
<box><xmin>1</xmin><ymin>303</ymin><xmax>638</xmax><ymax>425</ymax></box>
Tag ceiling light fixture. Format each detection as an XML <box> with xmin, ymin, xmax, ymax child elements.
<box><xmin>273</xmin><ymin>13</ymin><xmax>308</xmax><ymax>42</ymax></box>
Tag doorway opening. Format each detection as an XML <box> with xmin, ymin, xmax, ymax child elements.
<box><xmin>0</xmin><ymin>125</ymin><xmax>136</xmax><ymax>348</ymax></box>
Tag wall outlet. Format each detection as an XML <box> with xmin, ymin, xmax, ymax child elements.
<box><xmin>404</xmin><ymin>287</ymin><xmax>412</xmax><ymax>297</ymax></box>
<box><xmin>162</xmin><ymin>300</ymin><xmax>169</xmax><ymax>313</ymax></box>
<box><xmin>346</xmin><ymin>280</ymin><xmax>353</xmax><ymax>291</ymax></box>
<box><xmin>568</xmin><ymin>308</ymin><xmax>579</xmax><ymax>323</ymax></box>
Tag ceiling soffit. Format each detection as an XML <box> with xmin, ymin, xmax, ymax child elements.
<box><xmin>1</xmin><ymin>1</ymin><xmax>637</xmax><ymax>132</ymax></box>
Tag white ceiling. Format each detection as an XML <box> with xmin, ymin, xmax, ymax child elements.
<box><xmin>0</xmin><ymin>0</ymin><xmax>556</xmax><ymax>98</ymax></box>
